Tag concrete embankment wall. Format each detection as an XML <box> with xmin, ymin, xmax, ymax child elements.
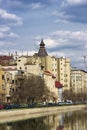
<box><xmin>0</xmin><ymin>105</ymin><xmax>86</xmax><ymax>123</ymax></box>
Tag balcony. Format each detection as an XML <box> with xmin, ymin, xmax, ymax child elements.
<box><xmin>17</xmin><ymin>74</ymin><xmax>26</xmax><ymax>80</ymax></box>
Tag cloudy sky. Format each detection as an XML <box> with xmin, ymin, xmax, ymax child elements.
<box><xmin>0</xmin><ymin>0</ymin><xmax>87</xmax><ymax>70</ymax></box>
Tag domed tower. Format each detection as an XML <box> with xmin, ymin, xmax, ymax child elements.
<box><xmin>38</xmin><ymin>39</ymin><xmax>48</xmax><ymax>57</ymax></box>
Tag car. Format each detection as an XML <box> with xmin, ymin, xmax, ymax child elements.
<box><xmin>4</xmin><ymin>103</ymin><xmax>20</xmax><ymax>109</ymax></box>
<box><xmin>4</xmin><ymin>103</ymin><xmax>12</xmax><ymax>109</ymax></box>
<box><xmin>57</xmin><ymin>102</ymin><xmax>65</xmax><ymax>106</ymax></box>
<box><xmin>65</xmin><ymin>101</ymin><xmax>73</xmax><ymax>105</ymax></box>
<box><xmin>20</xmin><ymin>104</ymin><xmax>28</xmax><ymax>108</ymax></box>
<box><xmin>0</xmin><ymin>103</ymin><xmax>4</xmax><ymax>110</ymax></box>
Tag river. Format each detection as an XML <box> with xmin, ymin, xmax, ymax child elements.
<box><xmin>0</xmin><ymin>109</ymin><xmax>87</xmax><ymax>130</ymax></box>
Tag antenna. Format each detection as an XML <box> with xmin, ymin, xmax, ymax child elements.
<box><xmin>83</xmin><ymin>55</ymin><xmax>87</xmax><ymax>68</ymax></box>
<box><xmin>22</xmin><ymin>50</ymin><xmax>23</xmax><ymax>56</ymax></box>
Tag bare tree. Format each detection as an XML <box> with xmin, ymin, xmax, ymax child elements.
<box><xmin>62</xmin><ymin>90</ymin><xmax>87</xmax><ymax>103</ymax></box>
<box><xmin>62</xmin><ymin>90</ymin><xmax>77</xmax><ymax>102</ymax></box>
<box><xmin>11</xmin><ymin>75</ymin><xmax>51</xmax><ymax>103</ymax></box>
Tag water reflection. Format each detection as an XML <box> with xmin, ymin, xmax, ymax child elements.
<box><xmin>0</xmin><ymin>109</ymin><xmax>87</xmax><ymax>130</ymax></box>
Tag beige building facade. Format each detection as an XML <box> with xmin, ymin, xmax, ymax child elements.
<box><xmin>70</xmin><ymin>68</ymin><xmax>87</xmax><ymax>94</ymax></box>
<box><xmin>57</xmin><ymin>57</ymin><xmax>70</xmax><ymax>91</ymax></box>
<box><xmin>0</xmin><ymin>66</ymin><xmax>6</xmax><ymax>102</ymax></box>
<box><xmin>43</xmin><ymin>71</ymin><xmax>58</xmax><ymax>101</ymax></box>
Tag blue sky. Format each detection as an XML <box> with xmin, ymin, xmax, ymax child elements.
<box><xmin>0</xmin><ymin>0</ymin><xmax>87</xmax><ymax>70</ymax></box>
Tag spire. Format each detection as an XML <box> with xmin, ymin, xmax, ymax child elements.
<box><xmin>40</xmin><ymin>39</ymin><xmax>45</xmax><ymax>47</ymax></box>
<box><xmin>37</xmin><ymin>39</ymin><xmax>48</xmax><ymax>57</ymax></box>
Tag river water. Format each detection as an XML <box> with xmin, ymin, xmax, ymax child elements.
<box><xmin>0</xmin><ymin>109</ymin><xmax>87</xmax><ymax>130</ymax></box>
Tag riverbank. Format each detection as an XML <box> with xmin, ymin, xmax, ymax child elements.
<box><xmin>0</xmin><ymin>104</ymin><xmax>86</xmax><ymax>123</ymax></box>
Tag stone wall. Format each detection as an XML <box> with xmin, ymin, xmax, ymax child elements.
<box><xmin>0</xmin><ymin>105</ymin><xmax>86</xmax><ymax>123</ymax></box>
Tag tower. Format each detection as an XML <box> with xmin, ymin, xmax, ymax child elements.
<box><xmin>37</xmin><ymin>39</ymin><xmax>48</xmax><ymax>57</ymax></box>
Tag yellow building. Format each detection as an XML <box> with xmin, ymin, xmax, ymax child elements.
<box><xmin>0</xmin><ymin>67</ymin><xmax>6</xmax><ymax>102</ymax></box>
<box><xmin>70</xmin><ymin>68</ymin><xmax>87</xmax><ymax>94</ymax></box>
<box><xmin>57</xmin><ymin>57</ymin><xmax>70</xmax><ymax>91</ymax></box>
<box><xmin>32</xmin><ymin>40</ymin><xmax>71</xmax><ymax>92</ymax></box>
<box><xmin>43</xmin><ymin>70</ymin><xmax>58</xmax><ymax>101</ymax></box>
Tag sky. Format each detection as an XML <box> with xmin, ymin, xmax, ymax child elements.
<box><xmin>0</xmin><ymin>0</ymin><xmax>87</xmax><ymax>70</ymax></box>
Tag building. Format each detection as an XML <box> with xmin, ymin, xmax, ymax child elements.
<box><xmin>3</xmin><ymin>67</ymin><xmax>18</xmax><ymax>102</ymax></box>
<box><xmin>17</xmin><ymin>56</ymin><xmax>28</xmax><ymax>70</ymax></box>
<box><xmin>36</xmin><ymin>40</ymin><xmax>70</xmax><ymax>92</ymax></box>
<box><xmin>0</xmin><ymin>66</ymin><xmax>6</xmax><ymax>102</ymax></box>
<box><xmin>37</xmin><ymin>39</ymin><xmax>48</xmax><ymax>57</ymax></box>
<box><xmin>0</xmin><ymin>55</ymin><xmax>14</xmax><ymax>65</ymax></box>
<box><xmin>57</xmin><ymin>57</ymin><xmax>70</xmax><ymax>91</ymax></box>
<box><xmin>43</xmin><ymin>70</ymin><xmax>58</xmax><ymax>102</ymax></box>
<box><xmin>70</xmin><ymin>67</ymin><xmax>87</xmax><ymax>94</ymax></box>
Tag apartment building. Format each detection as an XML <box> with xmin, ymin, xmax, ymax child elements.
<box><xmin>3</xmin><ymin>66</ymin><xmax>18</xmax><ymax>102</ymax></box>
<box><xmin>57</xmin><ymin>57</ymin><xmax>70</xmax><ymax>91</ymax></box>
<box><xmin>33</xmin><ymin>40</ymin><xmax>71</xmax><ymax>92</ymax></box>
<box><xmin>43</xmin><ymin>70</ymin><xmax>58</xmax><ymax>101</ymax></box>
<box><xmin>70</xmin><ymin>67</ymin><xmax>87</xmax><ymax>94</ymax></box>
<box><xmin>0</xmin><ymin>66</ymin><xmax>6</xmax><ymax>102</ymax></box>
<box><xmin>17</xmin><ymin>56</ymin><xmax>28</xmax><ymax>70</ymax></box>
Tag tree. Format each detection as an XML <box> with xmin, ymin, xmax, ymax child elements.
<box><xmin>62</xmin><ymin>90</ymin><xmax>87</xmax><ymax>103</ymax></box>
<box><xmin>62</xmin><ymin>90</ymin><xmax>77</xmax><ymax>102</ymax></box>
<box><xmin>11</xmin><ymin>75</ymin><xmax>51</xmax><ymax>103</ymax></box>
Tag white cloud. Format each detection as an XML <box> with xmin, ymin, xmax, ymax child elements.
<box><xmin>0</xmin><ymin>26</ymin><xmax>10</xmax><ymax>32</ymax></box>
<box><xmin>8</xmin><ymin>32</ymin><xmax>19</xmax><ymax>38</ymax></box>
<box><xmin>0</xmin><ymin>32</ymin><xmax>4</xmax><ymax>38</ymax></box>
<box><xmin>29</xmin><ymin>3</ymin><xmax>43</xmax><ymax>9</ymax></box>
<box><xmin>66</xmin><ymin>0</ymin><xmax>87</xmax><ymax>5</ymax></box>
<box><xmin>0</xmin><ymin>41</ymin><xmax>15</xmax><ymax>46</ymax></box>
<box><xmin>62</xmin><ymin>0</ymin><xmax>87</xmax><ymax>6</ymax></box>
<box><xmin>52</xmin><ymin>10</ymin><xmax>73</xmax><ymax>24</ymax></box>
<box><xmin>51</xmin><ymin>30</ymin><xmax>87</xmax><ymax>41</ymax></box>
<box><xmin>49</xmin><ymin>51</ymin><xmax>65</xmax><ymax>57</ymax></box>
<box><xmin>44</xmin><ymin>38</ymin><xmax>58</xmax><ymax>48</ymax></box>
<box><xmin>0</xmin><ymin>26</ymin><xmax>19</xmax><ymax>39</ymax></box>
<box><xmin>0</xmin><ymin>9</ymin><xmax>22</xmax><ymax>25</ymax></box>
<box><xmin>35</xmin><ymin>29</ymin><xmax>87</xmax><ymax>49</ymax></box>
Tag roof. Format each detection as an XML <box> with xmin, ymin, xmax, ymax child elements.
<box><xmin>0</xmin><ymin>55</ymin><xmax>13</xmax><ymax>66</ymax></box>
<box><xmin>37</xmin><ymin>39</ymin><xmax>48</xmax><ymax>57</ymax></box>
<box><xmin>3</xmin><ymin>68</ymin><xmax>17</xmax><ymax>71</ymax></box>
<box><xmin>25</xmin><ymin>62</ymin><xmax>36</xmax><ymax>65</ymax></box>
<box><xmin>44</xmin><ymin>70</ymin><xmax>56</xmax><ymax>78</ymax></box>
<box><xmin>55</xmin><ymin>81</ymin><xmax>63</xmax><ymax>89</ymax></box>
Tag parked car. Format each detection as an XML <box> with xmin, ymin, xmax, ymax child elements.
<box><xmin>0</xmin><ymin>103</ymin><xmax>4</xmax><ymax>110</ymax></box>
<box><xmin>4</xmin><ymin>103</ymin><xmax>20</xmax><ymax>109</ymax></box>
<box><xmin>65</xmin><ymin>101</ymin><xmax>73</xmax><ymax>105</ymax></box>
<box><xmin>57</xmin><ymin>101</ymin><xmax>65</xmax><ymax>106</ymax></box>
<box><xmin>4</xmin><ymin>103</ymin><xmax>12</xmax><ymax>109</ymax></box>
<box><xmin>20</xmin><ymin>104</ymin><xmax>28</xmax><ymax>108</ymax></box>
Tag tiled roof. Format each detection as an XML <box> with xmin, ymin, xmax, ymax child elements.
<box><xmin>3</xmin><ymin>68</ymin><xmax>17</xmax><ymax>71</ymax></box>
<box><xmin>0</xmin><ymin>55</ymin><xmax>13</xmax><ymax>66</ymax></box>
<box><xmin>55</xmin><ymin>81</ymin><xmax>63</xmax><ymax>88</ymax></box>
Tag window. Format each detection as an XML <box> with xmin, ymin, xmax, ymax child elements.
<box><xmin>2</xmin><ymin>75</ymin><xmax>5</xmax><ymax>80</ymax></box>
<box><xmin>2</xmin><ymin>84</ymin><xmax>5</xmax><ymax>90</ymax></box>
<box><xmin>12</xmin><ymin>80</ymin><xmax>14</xmax><ymax>84</ymax></box>
<box><xmin>64</xmin><ymin>79</ymin><xmax>67</xmax><ymax>82</ymax></box>
<box><xmin>15</xmin><ymin>80</ymin><xmax>17</xmax><ymax>84</ymax></box>
<box><xmin>7</xmin><ymin>78</ymin><xmax>9</xmax><ymax>82</ymax></box>
<box><xmin>25</xmin><ymin>67</ymin><xmax>27</xmax><ymax>70</ymax></box>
